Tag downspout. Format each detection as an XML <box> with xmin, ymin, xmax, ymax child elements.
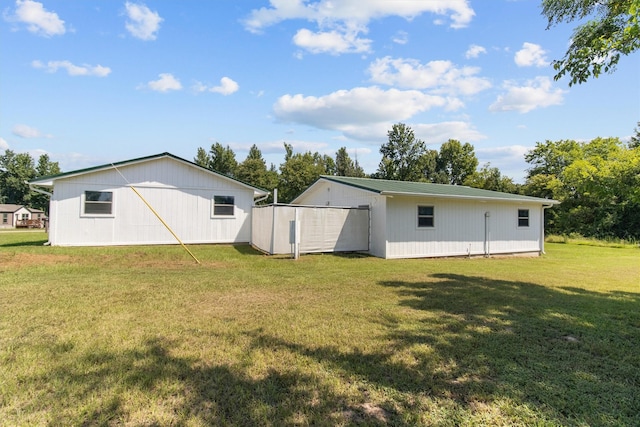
<box><xmin>28</xmin><ymin>182</ymin><xmax>53</xmax><ymax>245</ymax></box>
<box><xmin>541</xmin><ymin>204</ymin><xmax>553</xmax><ymax>254</ymax></box>
<box><xmin>484</xmin><ymin>211</ymin><xmax>491</xmax><ymax>257</ymax></box>
<box><xmin>254</xmin><ymin>192</ymin><xmax>270</xmax><ymax>204</ymax></box>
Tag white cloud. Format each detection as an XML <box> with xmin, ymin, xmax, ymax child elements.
<box><xmin>244</xmin><ymin>0</ymin><xmax>474</xmax><ymax>55</ymax></box>
<box><xmin>475</xmin><ymin>145</ymin><xmax>531</xmax><ymax>182</ymax></box>
<box><xmin>368</xmin><ymin>56</ymin><xmax>491</xmax><ymax>96</ymax></box>
<box><xmin>0</xmin><ymin>137</ymin><xmax>9</xmax><ymax>149</ymax></box>
<box><xmin>514</xmin><ymin>42</ymin><xmax>548</xmax><ymax>67</ymax></box>
<box><xmin>142</xmin><ymin>73</ymin><xmax>182</xmax><ymax>92</ymax></box>
<box><xmin>293</xmin><ymin>27</ymin><xmax>371</xmax><ymax>54</ymax></box>
<box><xmin>245</xmin><ymin>0</ymin><xmax>475</xmax><ymax>32</ymax></box>
<box><xmin>194</xmin><ymin>77</ymin><xmax>239</xmax><ymax>95</ymax></box>
<box><xmin>274</xmin><ymin>86</ymin><xmax>454</xmax><ymax>131</ymax></box>
<box><xmin>318</xmin><ymin>119</ymin><xmax>486</xmax><ymax>145</ymax></box>
<box><xmin>392</xmin><ymin>30</ymin><xmax>408</xmax><ymax>45</ymax></box>
<box><xmin>12</xmin><ymin>124</ymin><xmax>52</xmax><ymax>139</ymax></box>
<box><xmin>7</xmin><ymin>0</ymin><xmax>65</xmax><ymax>37</ymax></box>
<box><xmin>465</xmin><ymin>44</ymin><xmax>486</xmax><ymax>59</ymax></box>
<box><xmin>489</xmin><ymin>77</ymin><xmax>566</xmax><ymax>113</ymax></box>
<box><xmin>32</xmin><ymin>60</ymin><xmax>111</xmax><ymax>77</ymax></box>
<box><xmin>124</xmin><ymin>2</ymin><xmax>162</xmax><ymax>41</ymax></box>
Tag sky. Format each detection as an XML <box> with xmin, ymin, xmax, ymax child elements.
<box><xmin>1</xmin><ymin>0</ymin><xmax>639</xmax><ymax>183</ymax></box>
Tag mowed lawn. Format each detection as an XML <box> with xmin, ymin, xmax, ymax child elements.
<box><xmin>1</xmin><ymin>231</ymin><xmax>638</xmax><ymax>426</ymax></box>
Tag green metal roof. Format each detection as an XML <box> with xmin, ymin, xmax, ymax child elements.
<box><xmin>28</xmin><ymin>152</ymin><xmax>269</xmax><ymax>196</ymax></box>
<box><xmin>317</xmin><ymin>175</ymin><xmax>558</xmax><ymax>205</ymax></box>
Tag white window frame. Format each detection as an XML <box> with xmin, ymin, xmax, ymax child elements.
<box><xmin>417</xmin><ymin>205</ymin><xmax>435</xmax><ymax>228</ymax></box>
<box><xmin>81</xmin><ymin>191</ymin><xmax>114</xmax><ymax>217</ymax></box>
<box><xmin>212</xmin><ymin>195</ymin><xmax>235</xmax><ymax>218</ymax></box>
<box><xmin>517</xmin><ymin>208</ymin><xmax>530</xmax><ymax>228</ymax></box>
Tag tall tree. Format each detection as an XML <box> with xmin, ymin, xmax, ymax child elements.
<box><xmin>464</xmin><ymin>163</ymin><xmax>518</xmax><ymax>193</ymax></box>
<box><xmin>524</xmin><ymin>137</ymin><xmax>640</xmax><ymax>238</ymax></box>
<box><xmin>630</xmin><ymin>121</ymin><xmax>640</xmax><ymax>148</ymax></box>
<box><xmin>376</xmin><ymin>123</ymin><xmax>427</xmax><ymax>181</ymax></box>
<box><xmin>0</xmin><ymin>150</ymin><xmax>35</xmax><ymax>205</ymax></box>
<box><xmin>208</xmin><ymin>142</ymin><xmax>238</xmax><ymax>177</ymax></box>
<box><xmin>436</xmin><ymin>139</ymin><xmax>479</xmax><ymax>185</ymax></box>
<box><xmin>542</xmin><ymin>0</ymin><xmax>640</xmax><ymax>85</ymax></box>
<box><xmin>278</xmin><ymin>143</ymin><xmax>330</xmax><ymax>203</ymax></box>
<box><xmin>194</xmin><ymin>147</ymin><xmax>209</xmax><ymax>168</ymax></box>
<box><xmin>31</xmin><ymin>154</ymin><xmax>61</xmax><ymax>212</ymax></box>
<box><xmin>236</xmin><ymin>145</ymin><xmax>279</xmax><ymax>203</ymax></box>
<box><xmin>335</xmin><ymin>147</ymin><xmax>365</xmax><ymax>177</ymax></box>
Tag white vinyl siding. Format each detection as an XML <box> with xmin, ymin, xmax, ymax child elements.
<box><xmin>47</xmin><ymin>157</ymin><xmax>255</xmax><ymax>246</ymax></box>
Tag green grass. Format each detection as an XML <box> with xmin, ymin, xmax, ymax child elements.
<box><xmin>1</xmin><ymin>231</ymin><xmax>639</xmax><ymax>426</ymax></box>
<box><xmin>546</xmin><ymin>233</ymin><xmax>639</xmax><ymax>249</ymax></box>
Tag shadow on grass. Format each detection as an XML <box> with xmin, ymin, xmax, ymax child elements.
<box><xmin>376</xmin><ymin>274</ymin><xmax>640</xmax><ymax>425</ymax></box>
<box><xmin>38</xmin><ymin>337</ymin><xmax>388</xmax><ymax>426</ymax></box>
<box><xmin>31</xmin><ymin>274</ymin><xmax>640</xmax><ymax>426</ymax></box>
<box><xmin>242</xmin><ymin>275</ymin><xmax>640</xmax><ymax>425</ymax></box>
<box><xmin>0</xmin><ymin>240</ymin><xmax>48</xmax><ymax>247</ymax></box>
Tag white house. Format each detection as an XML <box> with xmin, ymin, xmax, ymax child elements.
<box><xmin>28</xmin><ymin>153</ymin><xmax>268</xmax><ymax>247</ymax></box>
<box><xmin>292</xmin><ymin>175</ymin><xmax>558</xmax><ymax>259</ymax></box>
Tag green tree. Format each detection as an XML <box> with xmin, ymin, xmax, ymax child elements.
<box><xmin>194</xmin><ymin>147</ymin><xmax>209</xmax><ymax>168</ymax></box>
<box><xmin>236</xmin><ymin>145</ymin><xmax>279</xmax><ymax>203</ymax></box>
<box><xmin>542</xmin><ymin>0</ymin><xmax>640</xmax><ymax>85</ymax></box>
<box><xmin>630</xmin><ymin>121</ymin><xmax>640</xmax><ymax>148</ymax></box>
<box><xmin>463</xmin><ymin>163</ymin><xmax>517</xmax><ymax>193</ymax></box>
<box><xmin>31</xmin><ymin>154</ymin><xmax>61</xmax><ymax>212</ymax></box>
<box><xmin>376</xmin><ymin>123</ymin><xmax>427</xmax><ymax>181</ymax></box>
<box><xmin>0</xmin><ymin>150</ymin><xmax>36</xmax><ymax>205</ymax></box>
<box><xmin>524</xmin><ymin>137</ymin><xmax>640</xmax><ymax>238</ymax></box>
<box><xmin>278</xmin><ymin>143</ymin><xmax>330</xmax><ymax>203</ymax></box>
<box><xmin>207</xmin><ymin>143</ymin><xmax>238</xmax><ymax>177</ymax></box>
<box><xmin>436</xmin><ymin>139</ymin><xmax>479</xmax><ymax>185</ymax></box>
<box><xmin>335</xmin><ymin>147</ymin><xmax>365</xmax><ymax>177</ymax></box>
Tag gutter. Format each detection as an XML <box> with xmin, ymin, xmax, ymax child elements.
<box><xmin>254</xmin><ymin>192</ymin><xmax>271</xmax><ymax>204</ymax></box>
<box><xmin>380</xmin><ymin>190</ymin><xmax>560</xmax><ymax>205</ymax></box>
<box><xmin>28</xmin><ymin>182</ymin><xmax>53</xmax><ymax>197</ymax></box>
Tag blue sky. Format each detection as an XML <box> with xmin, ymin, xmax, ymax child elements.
<box><xmin>2</xmin><ymin>0</ymin><xmax>638</xmax><ymax>182</ymax></box>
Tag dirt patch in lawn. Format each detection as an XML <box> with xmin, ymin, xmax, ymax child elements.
<box><xmin>0</xmin><ymin>252</ymin><xmax>74</xmax><ymax>269</ymax></box>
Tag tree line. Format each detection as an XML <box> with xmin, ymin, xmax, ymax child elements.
<box><xmin>194</xmin><ymin>121</ymin><xmax>640</xmax><ymax>240</ymax></box>
<box><xmin>2</xmin><ymin>121</ymin><xmax>638</xmax><ymax>239</ymax></box>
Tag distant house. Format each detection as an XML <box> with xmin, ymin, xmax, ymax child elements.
<box><xmin>292</xmin><ymin>176</ymin><xmax>559</xmax><ymax>259</ymax></box>
<box><xmin>28</xmin><ymin>153</ymin><xmax>268</xmax><ymax>247</ymax></box>
<box><xmin>0</xmin><ymin>204</ymin><xmax>46</xmax><ymax>229</ymax></box>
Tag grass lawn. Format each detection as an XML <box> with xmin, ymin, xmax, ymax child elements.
<box><xmin>1</xmin><ymin>231</ymin><xmax>639</xmax><ymax>426</ymax></box>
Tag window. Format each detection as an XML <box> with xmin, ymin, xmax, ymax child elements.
<box><xmin>2</xmin><ymin>214</ymin><xmax>7</xmax><ymax>224</ymax></box>
<box><xmin>213</xmin><ymin>195</ymin><xmax>235</xmax><ymax>216</ymax></box>
<box><xmin>84</xmin><ymin>191</ymin><xmax>113</xmax><ymax>215</ymax></box>
<box><xmin>518</xmin><ymin>209</ymin><xmax>529</xmax><ymax>227</ymax></box>
<box><xmin>418</xmin><ymin>206</ymin><xmax>434</xmax><ymax>227</ymax></box>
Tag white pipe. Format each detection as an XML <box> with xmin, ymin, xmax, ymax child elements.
<box><xmin>293</xmin><ymin>207</ymin><xmax>300</xmax><ymax>259</ymax></box>
<box><xmin>254</xmin><ymin>192</ymin><xmax>270</xmax><ymax>204</ymax></box>
<box><xmin>484</xmin><ymin>211</ymin><xmax>491</xmax><ymax>257</ymax></box>
<box><xmin>28</xmin><ymin>183</ymin><xmax>53</xmax><ymax>197</ymax></box>
<box><xmin>540</xmin><ymin>204</ymin><xmax>554</xmax><ymax>254</ymax></box>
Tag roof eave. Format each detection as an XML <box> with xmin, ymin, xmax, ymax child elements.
<box><xmin>380</xmin><ymin>190</ymin><xmax>559</xmax><ymax>204</ymax></box>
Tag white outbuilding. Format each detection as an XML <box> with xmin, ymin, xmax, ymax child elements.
<box><xmin>292</xmin><ymin>175</ymin><xmax>558</xmax><ymax>259</ymax></box>
<box><xmin>29</xmin><ymin>152</ymin><xmax>268</xmax><ymax>247</ymax></box>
